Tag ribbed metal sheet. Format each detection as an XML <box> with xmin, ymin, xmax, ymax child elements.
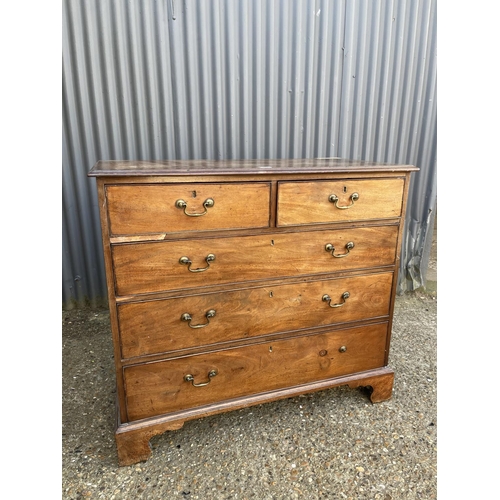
<box><xmin>62</xmin><ymin>0</ymin><xmax>437</xmax><ymax>308</ymax></box>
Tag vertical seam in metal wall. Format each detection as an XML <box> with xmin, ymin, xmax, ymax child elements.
<box><xmin>167</xmin><ymin>2</ymin><xmax>181</xmax><ymax>158</ymax></box>
<box><xmin>337</xmin><ymin>0</ymin><xmax>348</xmax><ymax>159</ymax></box>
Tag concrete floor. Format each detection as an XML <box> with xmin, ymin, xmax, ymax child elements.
<box><xmin>62</xmin><ymin>235</ymin><xmax>437</xmax><ymax>499</ymax></box>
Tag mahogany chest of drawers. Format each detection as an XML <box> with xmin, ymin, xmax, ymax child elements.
<box><xmin>88</xmin><ymin>158</ymin><xmax>417</xmax><ymax>466</ymax></box>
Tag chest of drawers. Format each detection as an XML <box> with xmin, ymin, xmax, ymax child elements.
<box><xmin>88</xmin><ymin>158</ymin><xmax>417</xmax><ymax>466</ymax></box>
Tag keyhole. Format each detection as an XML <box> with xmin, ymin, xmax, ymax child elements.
<box><xmin>192</xmin><ymin>190</ymin><xmax>197</xmax><ymax>198</ymax></box>
<box><xmin>271</xmin><ymin>240</ymin><xmax>274</xmax><ymax>246</ymax></box>
<box><xmin>343</xmin><ymin>186</ymin><xmax>347</xmax><ymax>193</ymax></box>
<box><xmin>269</xmin><ymin>346</ymin><xmax>273</xmax><ymax>352</ymax></box>
<box><xmin>269</xmin><ymin>291</ymin><xmax>273</xmax><ymax>298</ymax></box>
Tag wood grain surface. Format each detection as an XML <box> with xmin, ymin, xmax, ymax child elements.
<box><xmin>117</xmin><ymin>272</ymin><xmax>393</xmax><ymax>358</ymax></box>
<box><xmin>277</xmin><ymin>178</ymin><xmax>404</xmax><ymax>225</ymax></box>
<box><xmin>123</xmin><ymin>322</ymin><xmax>389</xmax><ymax>420</ymax></box>
<box><xmin>106</xmin><ymin>182</ymin><xmax>271</xmax><ymax>235</ymax></box>
<box><xmin>88</xmin><ymin>158</ymin><xmax>419</xmax><ymax>177</ymax></box>
<box><xmin>112</xmin><ymin>225</ymin><xmax>398</xmax><ymax>296</ymax></box>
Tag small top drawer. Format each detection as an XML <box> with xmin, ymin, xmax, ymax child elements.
<box><xmin>277</xmin><ymin>178</ymin><xmax>404</xmax><ymax>226</ymax></box>
<box><xmin>106</xmin><ymin>182</ymin><xmax>271</xmax><ymax>235</ymax></box>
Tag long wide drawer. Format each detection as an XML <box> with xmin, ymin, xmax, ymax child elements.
<box><xmin>112</xmin><ymin>225</ymin><xmax>398</xmax><ymax>296</ymax></box>
<box><xmin>117</xmin><ymin>272</ymin><xmax>393</xmax><ymax>358</ymax></box>
<box><xmin>106</xmin><ymin>182</ymin><xmax>271</xmax><ymax>235</ymax></box>
<box><xmin>277</xmin><ymin>178</ymin><xmax>404</xmax><ymax>226</ymax></box>
<box><xmin>124</xmin><ymin>322</ymin><xmax>389</xmax><ymax>421</ymax></box>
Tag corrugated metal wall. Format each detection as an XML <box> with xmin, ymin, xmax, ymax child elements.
<box><xmin>62</xmin><ymin>0</ymin><xmax>437</xmax><ymax>308</ymax></box>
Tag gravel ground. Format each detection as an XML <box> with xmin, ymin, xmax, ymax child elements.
<box><xmin>62</xmin><ymin>287</ymin><xmax>437</xmax><ymax>500</ymax></box>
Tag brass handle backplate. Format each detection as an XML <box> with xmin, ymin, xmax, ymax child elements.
<box><xmin>179</xmin><ymin>253</ymin><xmax>215</xmax><ymax>272</ymax></box>
<box><xmin>328</xmin><ymin>192</ymin><xmax>359</xmax><ymax>209</ymax></box>
<box><xmin>322</xmin><ymin>292</ymin><xmax>350</xmax><ymax>308</ymax></box>
<box><xmin>184</xmin><ymin>369</ymin><xmax>218</xmax><ymax>387</ymax></box>
<box><xmin>181</xmin><ymin>309</ymin><xmax>216</xmax><ymax>328</ymax></box>
<box><xmin>325</xmin><ymin>242</ymin><xmax>354</xmax><ymax>258</ymax></box>
<box><xmin>176</xmin><ymin>198</ymin><xmax>214</xmax><ymax>217</ymax></box>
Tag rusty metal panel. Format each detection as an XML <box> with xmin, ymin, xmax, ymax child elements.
<box><xmin>62</xmin><ymin>0</ymin><xmax>436</xmax><ymax>307</ymax></box>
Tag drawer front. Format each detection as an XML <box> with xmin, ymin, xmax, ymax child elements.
<box><xmin>106</xmin><ymin>182</ymin><xmax>271</xmax><ymax>235</ymax></box>
<box><xmin>118</xmin><ymin>272</ymin><xmax>393</xmax><ymax>358</ymax></box>
<box><xmin>112</xmin><ymin>225</ymin><xmax>398</xmax><ymax>296</ymax></box>
<box><xmin>124</xmin><ymin>323</ymin><xmax>389</xmax><ymax>420</ymax></box>
<box><xmin>277</xmin><ymin>178</ymin><xmax>404</xmax><ymax>226</ymax></box>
